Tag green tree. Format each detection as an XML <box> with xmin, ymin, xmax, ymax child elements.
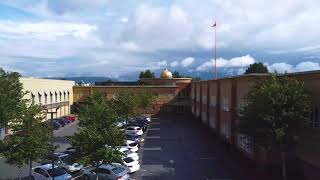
<box><xmin>244</xmin><ymin>62</ymin><xmax>269</xmax><ymax>74</ymax></box>
<box><xmin>238</xmin><ymin>75</ymin><xmax>311</xmax><ymax>180</ymax></box>
<box><xmin>139</xmin><ymin>69</ymin><xmax>155</xmax><ymax>79</ymax></box>
<box><xmin>113</xmin><ymin>90</ymin><xmax>154</xmax><ymax>123</ymax></box>
<box><xmin>172</xmin><ymin>71</ymin><xmax>182</xmax><ymax>78</ymax></box>
<box><xmin>136</xmin><ymin>91</ymin><xmax>155</xmax><ymax>113</ymax></box>
<box><xmin>2</xmin><ymin>104</ymin><xmax>50</xmax><ymax>179</ymax></box>
<box><xmin>113</xmin><ymin>91</ymin><xmax>138</xmax><ymax>125</ymax></box>
<box><xmin>70</xmin><ymin>92</ymin><xmax>125</xmax><ymax>168</ymax></box>
<box><xmin>0</xmin><ymin>68</ymin><xmax>26</xmax><ymax>128</ymax></box>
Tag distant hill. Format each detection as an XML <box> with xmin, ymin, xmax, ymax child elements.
<box><xmin>47</xmin><ymin>77</ymin><xmax>113</xmax><ymax>83</ymax></box>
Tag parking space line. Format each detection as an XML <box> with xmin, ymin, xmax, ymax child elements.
<box><xmin>145</xmin><ymin>136</ymin><xmax>160</xmax><ymax>139</ymax></box>
<box><xmin>142</xmin><ymin>147</ymin><xmax>162</xmax><ymax>151</ymax></box>
<box><xmin>151</xmin><ymin>122</ymin><xmax>160</xmax><ymax>125</ymax></box>
<box><xmin>147</xmin><ymin>128</ymin><xmax>160</xmax><ymax>130</ymax></box>
<box><xmin>195</xmin><ymin>157</ymin><xmax>216</xmax><ymax>160</ymax></box>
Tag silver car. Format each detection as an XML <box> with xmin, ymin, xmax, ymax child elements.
<box><xmin>53</xmin><ymin>152</ymin><xmax>83</xmax><ymax>173</ymax></box>
<box><xmin>32</xmin><ymin>164</ymin><xmax>72</xmax><ymax>180</ymax></box>
<box><xmin>83</xmin><ymin>163</ymin><xmax>129</xmax><ymax>180</ymax></box>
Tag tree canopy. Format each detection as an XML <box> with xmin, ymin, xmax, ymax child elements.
<box><xmin>244</xmin><ymin>62</ymin><xmax>269</xmax><ymax>74</ymax></box>
<box><xmin>2</xmin><ymin>104</ymin><xmax>50</xmax><ymax>178</ymax></box>
<box><xmin>139</xmin><ymin>69</ymin><xmax>155</xmax><ymax>79</ymax></box>
<box><xmin>70</xmin><ymin>92</ymin><xmax>125</xmax><ymax>166</ymax></box>
<box><xmin>172</xmin><ymin>71</ymin><xmax>182</xmax><ymax>78</ymax></box>
<box><xmin>113</xmin><ymin>90</ymin><xmax>154</xmax><ymax>120</ymax></box>
<box><xmin>238</xmin><ymin>75</ymin><xmax>311</xmax><ymax>179</ymax></box>
<box><xmin>0</xmin><ymin>68</ymin><xmax>26</xmax><ymax>127</ymax></box>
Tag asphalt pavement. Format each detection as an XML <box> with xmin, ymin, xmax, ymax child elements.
<box><xmin>130</xmin><ymin>114</ymin><xmax>277</xmax><ymax>180</ymax></box>
<box><xmin>0</xmin><ymin>115</ymin><xmax>276</xmax><ymax>180</ymax></box>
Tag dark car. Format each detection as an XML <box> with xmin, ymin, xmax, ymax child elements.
<box><xmin>48</xmin><ymin>120</ymin><xmax>61</xmax><ymax>130</ymax></box>
<box><xmin>55</xmin><ymin>118</ymin><xmax>67</xmax><ymax>127</ymax></box>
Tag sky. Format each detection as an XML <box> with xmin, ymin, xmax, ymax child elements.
<box><xmin>0</xmin><ymin>0</ymin><xmax>319</xmax><ymax>80</ymax></box>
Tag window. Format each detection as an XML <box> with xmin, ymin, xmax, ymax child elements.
<box><xmin>31</xmin><ymin>93</ymin><xmax>35</xmax><ymax>105</ymax></box>
<box><xmin>38</xmin><ymin>93</ymin><xmax>42</xmax><ymax>104</ymax></box>
<box><xmin>154</xmin><ymin>93</ymin><xmax>159</xmax><ymax>98</ymax></box>
<box><xmin>50</xmin><ymin>92</ymin><xmax>53</xmax><ymax>104</ymax></box>
<box><xmin>34</xmin><ymin>168</ymin><xmax>48</xmax><ymax>176</ymax></box>
<box><xmin>202</xmin><ymin>95</ymin><xmax>207</xmax><ymax>104</ymax></box>
<box><xmin>97</xmin><ymin>168</ymin><xmax>110</xmax><ymax>174</ymax></box>
<box><xmin>210</xmin><ymin>96</ymin><xmax>217</xmax><ymax>107</ymax></box>
<box><xmin>59</xmin><ymin>92</ymin><xmax>62</xmax><ymax>102</ymax></box>
<box><xmin>310</xmin><ymin>106</ymin><xmax>319</xmax><ymax>128</ymax></box>
<box><xmin>221</xmin><ymin>122</ymin><xmax>231</xmax><ymax>139</ymax></box>
<box><xmin>315</xmin><ymin>107</ymin><xmax>319</xmax><ymax>127</ymax></box>
<box><xmin>222</xmin><ymin>97</ymin><xmax>230</xmax><ymax>111</ymax></box>
<box><xmin>55</xmin><ymin>92</ymin><xmax>57</xmax><ymax>103</ymax></box>
<box><xmin>238</xmin><ymin>134</ymin><xmax>253</xmax><ymax>154</ymax></box>
<box><xmin>196</xmin><ymin>93</ymin><xmax>200</xmax><ymax>102</ymax></box>
<box><xmin>210</xmin><ymin>116</ymin><xmax>216</xmax><ymax>128</ymax></box>
<box><xmin>64</xmin><ymin>92</ymin><xmax>66</xmax><ymax>101</ymax></box>
<box><xmin>44</xmin><ymin>93</ymin><xmax>47</xmax><ymax>104</ymax></box>
<box><xmin>67</xmin><ymin>91</ymin><xmax>70</xmax><ymax>100</ymax></box>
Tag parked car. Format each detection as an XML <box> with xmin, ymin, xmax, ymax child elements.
<box><xmin>32</xmin><ymin>164</ymin><xmax>72</xmax><ymax>180</ymax></box>
<box><xmin>62</xmin><ymin>115</ymin><xmax>76</xmax><ymax>122</ymax></box>
<box><xmin>48</xmin><ymin>120</ymin><xmax>61</xmax><ymax>130</ymax></box>
<box><xmin>126</xmin><ymin>134</ymin><xmax>144</xmax><ymax>143</ymax></box>
<box><xmin>123</xmin><ymin>157</ymin><xmax>140</xmax><ymax>173</ymax></box>
<box><xmin>125</xmin><ymin>126</ymin><xmax>143</xmax><ymax>136</ymax></box>
<box><xmin>118</xmin><ymin>148</ymin><xmax>139</xmax><ymax>161</ymax></box>
<box><xmin>136</xmin><ymin>116</ymin><xmax>151</xmax><ymax>123</ymax></box>
<box><xmin>82</xmin><ymin>163</ymin><xmax>129</xmax><ymax>180</ymax></box>
<box><xmin>126</xmin><ymin>135</ymin><xmax>141</xmax><ymax>147</ymax></box>
<box><xmin>117</xmin><ymin>119</ymin><xmax>127</xmax><ymax>128</ymax></box>
<box><xmin>55</xmin><ymin>118</ymin><xmax>67</xmax><ymax>127</ymax></box>
<box><xmin>128</xmin><ymin>121</ymin><xmax>148</xmax><ymax>133</ymax></box>
<box><xmin>52</xmin><ymin>152</ymin><xmax>83</xmax><ymax>173</ymax></box>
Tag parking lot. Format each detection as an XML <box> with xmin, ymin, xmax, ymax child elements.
<box><xmin>0</xmin><ymin>115</ymin><xmax>271</xmax><ymax>180</ymax></box>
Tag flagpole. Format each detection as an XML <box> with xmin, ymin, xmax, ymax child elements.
<box><xmin>215</xmin><ymin>22</ymin><xmax>217</xmax><ymax>80</ymax></box>
<box><xmin>213</xmin><ymin>21</ymin><xmax>217</xmax><ymax>80</ymax></box>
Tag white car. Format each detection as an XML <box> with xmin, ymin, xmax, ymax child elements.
<box><xmin>32</xmin><ymin>164</ymin><xmax>72</xmax><ymax>180</ymax></box>
<box><xmin>125</xmin><ymin>126</ymin><xmax>143</xmax><ymax>136</ymax></box>
<box><xmin>120</xmin><ymin>142</ymin><xmax>138</xmax><ymax>153</ymax></box>
<box><xmin>119</xmin><ymin>148</ymin><xmax>139</xmax><ymax>161</ymax></box>
<box><xmin>123</xmin><ymin>157</ymin><xmax>140</xmax><ymax>173</ymax></box>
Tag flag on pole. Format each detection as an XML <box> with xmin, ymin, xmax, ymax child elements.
<box><xmin>212</xmin><ymin>21</ymin><xmax>216</xmax><ymax>27</ymax></box>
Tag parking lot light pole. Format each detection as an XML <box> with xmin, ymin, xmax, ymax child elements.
<box><xmin>46</xmin><ymin>105</ymin><xmax>61</xmax><ymax>180</ymax></box>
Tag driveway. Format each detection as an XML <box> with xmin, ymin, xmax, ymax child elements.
<box><xmin>130</xmin><ymin>114</ymin><xmax>274</xmax><ymax>180</ymax></box>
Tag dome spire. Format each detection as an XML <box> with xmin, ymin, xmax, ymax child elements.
<box><xmin>160</xmin><ymin>68</ymin><xmax>173</xmax><ymax>79</ymax></box>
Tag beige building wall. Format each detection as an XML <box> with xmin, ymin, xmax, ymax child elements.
<box><xmin>20</xmin><ymin>78</ymin><xmax>75</xmax><ymax>120</ymax></box>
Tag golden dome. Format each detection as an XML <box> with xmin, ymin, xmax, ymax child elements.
<box><xmin>160</xmin><ymin>68</ymin><xmax>173</xmax><ymax>79</ymax></box>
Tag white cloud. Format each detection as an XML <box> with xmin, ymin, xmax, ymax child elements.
<box><xmin>267</xmin><ymin>63</ymin><xmax>294</xmax><ymax>73</ymax></box>
<box><xmin>120</xmin><ymin>17</ymin><xmax>128</xmax><ymax>23</ymax></box>
<box><xmin>197</xmin><ymin>55</ymin><xmax>255</xmax><ymax>71</ymax></box>
<box><xmin>267</xmin><ymin>61</ymin><xmax>319</xmax><ymax>73</ymax></box>
<box><xmin>295</xmin><ymin>61</ymin><xmax>320</xmax><ymax>72</ymax></box>
<box><xmin>121</xmin><ymin>41</ymin><xmax>140</xmax><ymax>52</ymax></box>
<box><xmin>170</xmin><ymin>61</ymin><xmax>179</xmax><ymax>67</ymax></box>
<box><xmin>0</xmin><ymin>20</ymin><xmax>97</xmax><ymax>41</ymax></box>
<box><xmin>181</xmin><ymin>57</ymin><xmax>194</xmax><ymax>67</ymax></box>
<box><xmin>145</xmin><ymin>60</ymin><xmax>168</xmax><ymax>71</ymax></box>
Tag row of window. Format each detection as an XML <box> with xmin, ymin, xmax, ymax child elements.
<box><xmin>31</xmin><ymin>91</ymin><xmax>70</xmax><ymax>105</ymax></box>
<box><xmin>310</xmin><ymin>106</ymin><xmax>319</xmax><ymax>128</ymax></box>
